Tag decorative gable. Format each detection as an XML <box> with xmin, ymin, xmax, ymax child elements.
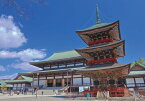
<box><xmin>131</xmin><ymin>63</ymin><xmax>145</xmax><ymax>71</ymax></box>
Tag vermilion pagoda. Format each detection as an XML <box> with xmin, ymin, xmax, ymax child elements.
<box><xmin>74</xmin><ymin>6</ymin><xmax>130</xmax><ymax>97</ymax></box>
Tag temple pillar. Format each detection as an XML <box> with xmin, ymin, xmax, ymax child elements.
<box><xmin>71</xmin><ymin>72</ymin><xmax>73</xmax><ymax>86</ymax></box>
<box><xmin>32</xmin><ymin>74</ymin><xmax>34</xmax><ymax>89</ymax></box>
<box><xmin>38</xmin><ymin>75</ymin><xmax>40</xmax><ymax>87</ymax></box>
<box><xmin>62</xmin><ymin>79</ymin><xmax>65</xmax><ymax>87</ymax></box>
<box><xmin>134</xmin><ymin>77</ymin><xmax>137</xmax><ymax>87</ymax></box>
<box><xmin>53</xmin><ymin>79</ymin><xmax>56</xmax><ymax>87</ymax></box>
<box><xmin>90</xmin><ymin>77</ymin><xmax>92</xmax><ymax>85</ymax></box>
<box><xmin>115</xmin><ymin>79</ymin><xmax>118</xmax><ymax>87</ymax></box>
<box><xmin>81</xmin><ymin>75</ymin><xmax>84</xmax><ymax>86</ymax></box>
<box><xmin>53</xmin><ymin>74</ymin><xmax>56</xmax><ymax>87</ymax></box>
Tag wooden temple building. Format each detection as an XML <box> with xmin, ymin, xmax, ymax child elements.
<box><xmin>16</xmin><ymin>6</ymin><xmax>145</xmax><ymax>97</ymax></box>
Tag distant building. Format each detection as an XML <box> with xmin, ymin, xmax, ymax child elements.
<box><xmin>6</xmin><ymin>75</ymin><xmax>33</xmax><ymax>92</ymax></box>
<box><xmin>126</xmin><ymin>63</ymin><xmax>145</xmax><ymax>89</ymax></box>
<box><xmin>0</xmin><ymin>80</ymin><xmax>13</xmax><ymax>92</ymax></box>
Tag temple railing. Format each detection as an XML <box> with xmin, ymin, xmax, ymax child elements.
<box><xmin>88</xmin><ymin>38</ymin><xmax>114</xmax><ymax>45</ymax></box>
<box><xmin>87</xmin><ymin>58</ymin><xmax>117</xmax><ymax>65</ymax></box>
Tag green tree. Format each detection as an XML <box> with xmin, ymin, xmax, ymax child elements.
<box><xmin>0</xmin><ymin>0</ymin><xmax>46</xmax><ymax>18</ymax></box>
<box><xmin>137</xmin><ymin>58</ymin><xmax>145</xmax><ymax>65</ymax></box>
<box><xmin>1</xmin><ymin>85</ymin><xmax>7</xmax><ymax>92</ymax></box>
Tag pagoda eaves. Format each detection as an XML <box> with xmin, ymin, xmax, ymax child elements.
<box><xmin>76</xmin><ymin>21</ymin><xmax>121</xmax><ymax>47</ymax></box>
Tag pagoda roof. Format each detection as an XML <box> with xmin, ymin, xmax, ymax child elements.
<box><xmin>30</xmin><ymin>50</ymin><xmax>83</xmax><ymax>66</ymax></box>
<box><xmin>76</xmin><ymin>21</ymin><xmax>118</xmax><ymax>32</ymax></box>
<box><xmin>73</xmin><ymin>63</ymin><xmax>130</xmax><ymax>78</ymax></box>
<box><xmin>76</xmin><ymin>40</ymin><xmax>124</xmax><ymax>52</ymax></box>
<box><xmin>72</xmin><ymin>63</ymin><xmax>129</xmax><ymax>71</ymax></box>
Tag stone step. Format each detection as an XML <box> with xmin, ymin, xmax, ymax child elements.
<box><xmin>37</xmin><ymin>90</ymin><xmax>55</xmax><ymax>95</ymax></box>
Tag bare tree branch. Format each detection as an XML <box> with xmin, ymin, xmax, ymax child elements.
<box><xmin>0</xmin><ymin>0</ymin><xmax>46</xmax><ymax>19</ymax></box>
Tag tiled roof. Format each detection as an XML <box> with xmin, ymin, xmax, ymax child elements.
<box><xmin>30</xmin><ymin>50</ymin><xmax>82</xmax><ymax>64</ymax></box>
<box><xmin>0</xmin><ymin>80</ymin><xmax>13</xmax><ymax>87</ymax></box>
<box><xmin>20</xmin><ymin>66</ymin><xmax>86</xmax><ymax>75</ymax></box>
<box><xmin>6</xmin><ymin>76</ymin><xmax>33</xmax><ymax>83</ymax></box>
<box><xmin>76</xmin><ymin>23</ymin><xmax>112</xmax><ymax>32</ymax></box>
<box><xmin>128</xmin><ymin>71</ymin><xmax>145</xmax><ymax>76</ymax></box>
<box><xmin>130</xmin><ymin>62</ymin><xmax>145</xmax><ymax>69</ymax></box>
<box><xmin>72</xmin><ymin>63</ymin><xmax>129</xmax><ymax>71</ymax></box>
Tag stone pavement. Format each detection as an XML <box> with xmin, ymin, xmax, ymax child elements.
<box><xmin>0</xmin><ymin>94</ymin><xmax>144</xmax><ymax>101</ymax></box>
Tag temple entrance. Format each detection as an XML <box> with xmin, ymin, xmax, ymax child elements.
<box><xmin>56</xmin><ymin>79</ymin><xmax>62</xmax><ymax>87</ymax></box>
<box><xmin>64</xmin><ymin>79</ymin><xmax>71</xmax><ymax>86</ymax></box>
<box><xmin>47</xmin><ymin>80</ymin><xmax>53</xmax><ymax>87</ymax></box>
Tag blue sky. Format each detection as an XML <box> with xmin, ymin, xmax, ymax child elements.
<box><xmin>0</xmin><ymin>0</ymin><xmax>145</xmax><ymax>78</ymax></box>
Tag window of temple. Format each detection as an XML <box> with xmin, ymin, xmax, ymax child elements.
<box><xmin>105</xmin><ymin>50</ymin><xmax>110</xmax><ymax>58</ymax></box>
<box><xmin>99</xmin><ymin>51</ymin><xmax>105</xmax><ymax>59</ymax></box>
<box><xmin>56</xmin><ymin>79</ymin><xmax>62</xmax><ymax>87</ymax></box>
<box><xmin>118</xmin><ymin>78</ymin><xmax>126</xmax><ymax>87</ymax></box>
<box><xmin>109</xmin><ymin>80</ymin><xmax>115</xmax><ymax>84</ymax></box>
<box><xmin>47</xmin><ymin>80</ymin><xmax>53</xmax><ymax>87</ymax></box>
<box><xmin>64</xmin><ymin>79</ymin><xmax>71</xmax><ymax>86</ymax></box>
<box><xmin>94</xmin><ymin>80</ymin><xmax>99</xmax><ymax>86</ymax></box>
<box><xmin>97</xmin><ymin>34</ymin><xmax>102</xmax><ymax>40</ymax></box>
<box><xmin>135</xmin><ymin>78</ymin><xmax>145</xmax><ymax>87</ymax></box>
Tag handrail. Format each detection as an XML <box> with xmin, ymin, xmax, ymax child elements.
<box><xmin>88</xmin><ymin>38</ymin><xmax>113</xmax><ymax>45</ymax></box>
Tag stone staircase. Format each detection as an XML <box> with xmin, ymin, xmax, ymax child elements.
<box><xmin>37</xmin><ymin>87</ymin><xmax>63</xmax><ymax>95</ymax></box>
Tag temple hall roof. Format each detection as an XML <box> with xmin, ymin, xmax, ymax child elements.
<box><xmin>6</xmin><ymin>76</ymin><xmax>33</xmax><ymax>83</ymax></box>
<box><xmin>0</xmin><ymin>80</ymin><xmax>13</xmax><ymax>87</ymax></box>
<box><xmin>128</xmin><ymin>71</ymin><xmax>145</xmax><ymax>76</ymax></box>
<box><xmin>30</xmin><ymin>50</ymin><xmax>83</xmax><ymax>65</ymax></box>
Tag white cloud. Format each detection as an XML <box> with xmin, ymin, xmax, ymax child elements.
<box><xmin>0</xmin><ymin>49</ymin><xmax>46</xmax><ymax>61</ymax></box>
<box><xmin>0</xmin><ymin>73</ymin><xmax>17</xmax><ymax>79</ymax></box>
<box><xmin>0</xmin><ymin>65</ymin><xmax>6</xmax><ymax>71</ymax></box>
<box><xmin>11</xmin><ymin>62</ymin><xmax>41</xmax><ymax>71</ymax></box>
<box><xmin>0</xmin><ymin>15</ymin><xmax>27</xmax><ymax>49</ymax></box>
<box><xmin>17</xmin><ymin>49</ymin><xmax>46</xmax><ymax>61</ymax></box>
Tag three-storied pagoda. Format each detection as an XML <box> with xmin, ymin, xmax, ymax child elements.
<box><xmin>74</xmin><ymin>6</ymin><xmax>130</xmax><ymax>97</ymax></box>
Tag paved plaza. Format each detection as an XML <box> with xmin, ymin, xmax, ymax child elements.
<box><xmin>0</xmin><ymin>94</ymin><xmax>144</xmax><ymax>101</ymax></box>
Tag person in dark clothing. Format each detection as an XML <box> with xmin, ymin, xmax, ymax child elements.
<box><xmin>42</xmin><ymin>91</ymin><xmax>43</xmax><ymax>95</ymax></box>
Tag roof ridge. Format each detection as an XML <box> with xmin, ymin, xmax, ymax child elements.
<box><xmin>54</xmin><ymin>49</ymin><xmax>76</xmax><ymax>54</ymax></box>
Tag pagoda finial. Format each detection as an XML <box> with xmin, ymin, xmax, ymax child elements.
<box><xmin>96</xmin><ymin>4</ymin><xmax>101</xmax><ymax>24</ymax></box>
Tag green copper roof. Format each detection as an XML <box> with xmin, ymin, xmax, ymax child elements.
<box><xmin>128</xmin><ymin>71</ymin><xmax>145</xmax><ymax>76</ymax></box>
<box><xmin>130</xmin><ymin>62</ymin><xmax>145</xmax><ymax>69</ymax></box>
<box><xmin>31</xmin><ymin>50</ymin><xmax>82</xmax><ymax>63</ymax></box>
<box><xmin>21</xmin><ymin>76</ymin><xmax>33</xmax><ymax>81</ymax></box>
<box><xmin>20</xmin><ymin>66</ymin><xmax>86</xmax><ymax>75</ymax></box>
<box><xmin>7</xmin><ymin>80</ymin><xmax>32</xmax><ymax>83</ymax></box>
<box><xmin>72</xmin><ymin>64</ymin><xmax>129</xmax><ymax>71</ymax></box>
<box><xmin>6</xmin><ymin>76</ymin><xmax>33</xmax><ymax>83</ymax></box>
<box><xmin>77</xmin><ymin>23</ymin><xmax>111</xmax><ymax>32</ymax></box>
<box><xmin>0</xmin><ymin>80</ymin><xmax>13</xmax><ymax>87</ymax></box>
